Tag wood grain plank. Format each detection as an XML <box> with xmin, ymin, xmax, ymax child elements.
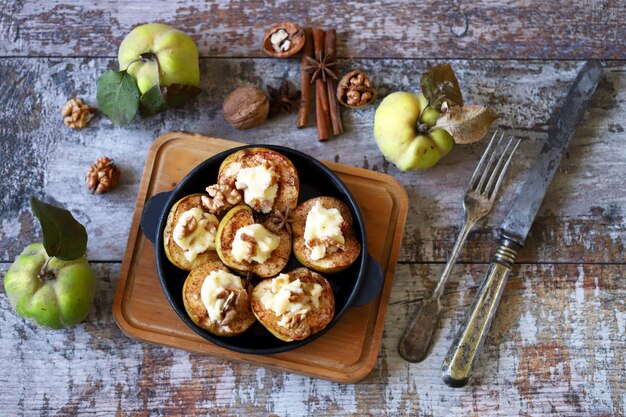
<box><xmin>1</xmin><ymin>262</ymin><xmax>624</xmax><ymax>416</ymax></box>
<box><xmin>0</xmin><ymin>58</ymin><xmax>624</xmax><ymax>264</ymax></box>
<box><xmin>1</xmin><ymin>1</ymin><xmax>625</xmax><ymax>59</ymax></box>
<box><xmin>2</xmin><ymin>2</ymin><xmax>624</xmax><ymax>414</ymax></box>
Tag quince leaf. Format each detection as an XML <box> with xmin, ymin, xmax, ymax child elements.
<box><xmin>139</xmin><ymin>85</ymin><xmax>168</xmax><ymax>118</ymax></box>
<box><xmin>30</xmin><ymin>197</ymin><xmax>87</xmax><ymax>261</ymax></box>
<box><xmin>163</xmin><ymin>84</ymin><xmax>202</xmax><ymax>108</ymax></box>
<box><xmin>420</xmin><ymin>64</ymin><xmax>463</xmax><ymax>110</ymax></box>
<box><xmin>96</xmin><ymin>70</ymin><xmax>140</xmax><ymax>126</ymax></box>
<box><xmin>435</xmin><ymin>105</ymin><xmax>498</xmax><ymax>144</ymax></box>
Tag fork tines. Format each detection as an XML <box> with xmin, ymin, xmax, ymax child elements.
<box><xmin>469</xmin><ymin>131</ymin><xmax>521</xmax><ymax>200</ymax></box>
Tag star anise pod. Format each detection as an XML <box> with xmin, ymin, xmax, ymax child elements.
<box><xmin>267</xmin><ymin>208</ymin><xmax>295</xmax><ymax>234</ymax></box>
<box><xmin>304</xmin><ymin>50</ymin><xmax>338</xmax><ymax>84</ymax></box>
<box><xmin>267</xmin><ymin>80</ymin><xmax>301</xmax><ymax>118</ymax></box>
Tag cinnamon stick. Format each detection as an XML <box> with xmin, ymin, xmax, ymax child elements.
<box><xmin>324</xmin><ymin>28</ymin><xmax>343</xmax><ymax>136</ymax></box>
<box><xmin>297</xmin><ymin>27</ymin><xmax>313</xmax><ymax>129</ymax></box>
<box><xmin>312</xmin><ymin>28</ymin><xmax>330</xmax><ymax>141</ymax></box>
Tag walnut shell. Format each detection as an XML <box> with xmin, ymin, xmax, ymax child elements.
<box><xmin>223</xmin><ymin>86</ymin><xmax>269</xmax><ymax>130</ymax></box>
<box><xmin>262</xmin><ymin>22</ymin><xmax>305</xmax><ymax>58</ymax></box>
<box><xmin>337</xmin><ymin>70</ymin><xmax>377</xmax><ymax>108</ymax></box>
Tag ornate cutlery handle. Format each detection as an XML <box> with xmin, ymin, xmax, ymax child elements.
<box><xmin>441</xmin><ymin>236</ymin><xmax>520</xmax><ymax>387</ymax></box>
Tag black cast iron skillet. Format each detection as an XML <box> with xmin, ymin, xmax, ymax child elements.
<box><xmin>140</xmin><ymin>144</ymin><xmax>383</xmax><ymax>354</ymax></box>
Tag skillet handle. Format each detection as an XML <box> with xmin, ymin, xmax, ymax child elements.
<box><xmin>351</xmin><ymin>255</ymin><xmax>384</xmax><ymax>307</ymax></box>
<box><xmin>140</xmin><ymin>191</ymin><xmax>172</xmax><ymax>244</ymax></box>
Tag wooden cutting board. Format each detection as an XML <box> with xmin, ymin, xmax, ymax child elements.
<box><xmin>112</xmin><ymin>131</ymin><xmax>408</xmax><ymax>383</ymax></box>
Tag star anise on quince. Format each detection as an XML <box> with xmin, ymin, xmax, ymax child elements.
<box><xmin>267</xmin><ymin>208</ymin><xmax>295</xmax><ymax>234</ymax></box>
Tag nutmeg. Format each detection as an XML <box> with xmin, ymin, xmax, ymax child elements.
<box><xmin>223</xmin><ymin>86</ymin><xmax>270</xmax><ymax>130</ymax></box>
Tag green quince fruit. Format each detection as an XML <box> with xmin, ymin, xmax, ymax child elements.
<box><xmin>4</xmin><ymin>243</ymin><xmax>96</xmax><ymax>329</ymax></box>
<box><xmin>374</xmin><ymin>92</ymin><xmax>454</xmax><ymax>171</ymax></box>
<box><xmin>118</xmin><ymin>23</ymin><xmax>200</xmax><ymax>94</ymax></box>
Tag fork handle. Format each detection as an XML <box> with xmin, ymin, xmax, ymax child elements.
<box><xmin>441</xmin><ymin>237</ymin><xmax>521</xmax><ymax>387</ymax></box>
<box><xmin>398</xmin><ymin>215</ymin><xmax>476</xmax><ymax>363</ymax></box>
<box><xmin>398</xmin><ymin>294</ymin><xmax>441</xmax><ymax>362</ymax></box>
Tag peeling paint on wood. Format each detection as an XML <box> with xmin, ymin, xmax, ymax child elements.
<box><xmin>1</xmin><ymin>1</ymin><xmax>626</xmax><ymax>59</ymax></box>
<box><xmin>1</xmin><ymin>3</ymin><xmax>625</xmax><ymax>415</ymax></box>
<box><xmin>0</xmin><ymin>59</ymin><xmax>624</xmax><ymax>263</ymax></box>
<box><xmin>1</xmin><ymin>263</ymin><xmax>624</xmax><ymax>416</ymax></box>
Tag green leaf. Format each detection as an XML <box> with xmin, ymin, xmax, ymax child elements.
<box><xmin>96</xmin><ymin>70</ymin><xmax>140</xmax><ymax>126</ymax></box>
<box><xmin>30</xmin><ymin>197</ymin><xmax>87</xmax><ymax>261</ymax></box>
<box><xmin>420</xmin><ymin>64</ymin><xmax>464</xmax><ymax>110</ymax></box>
<box><xmin>139</xmin><ymin>85</ymin><xmax>168</xmax><ymax>118</ymax></box>
<box><xmin>163</xmin><ymin>84</ymin><xmax>202</xmax><ymax>108</ymax></box>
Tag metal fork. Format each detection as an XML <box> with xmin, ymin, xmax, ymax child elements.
<box><xmin>398</xmin><ymin>131</ymin><xmax>521</xmax><ymax>363</ymax></box>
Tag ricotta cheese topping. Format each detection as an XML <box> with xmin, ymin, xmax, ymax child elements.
<box><xmin>303</xmin><ymin>201</ymin><xmax>345</xmax><ymax>260</ymax></box>
<box><xmin>235</xmin><ymin>163</ymin><xmax>279</xmax><ymax>213</ymax></box>
<box><xmin>231</xmin><ymin>223</ymin><xmax>280</xmax><ymax>264</ymax></box>
<box><xmin>260</xmin><ymin>273</ymin><xmax>323</xmax><ymax>328</ymax></box>
<box><xmin>200</xmin><ymin>269</ymin><xmax>243</xmax><ymax>323</ymax></box>
<box><xmin>173</xmin><ymin>208</ymin><xmax>219</xmax><ymax>262</ymax></box>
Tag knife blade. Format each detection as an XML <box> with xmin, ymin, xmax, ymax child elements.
<box><xmin>441</xmin><ymin>61</ymin><xmax>603</xmax><ymax>388</ymax></box>
<box><xmin>501</xmin><ymin>61</ymin><xmax>604</xmax><ymax>245</ymax></box>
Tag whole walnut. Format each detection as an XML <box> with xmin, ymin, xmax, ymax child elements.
<box><xmin>223</xmin><ymin>86</ymin><xmax>269</xmax><ymax>130</ymax></box>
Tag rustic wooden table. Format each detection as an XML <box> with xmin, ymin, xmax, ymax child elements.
<box><xmin>1</xmin><ymin>1</ymin><xmax>625</xmax><ymax>416</ymax></box>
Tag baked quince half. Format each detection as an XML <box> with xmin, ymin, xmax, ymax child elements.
<box><xmin>291</xmin><ymin>196</ymin><xmax>361</xmax><ymax>273</ymax></box>
<box><xmin>215</xmin><ymin>205</ymin><xmax>291</xmax><ymax>277</ymax></box>
<box><xmin>164</xmin><ymin>193</ymin><xmax>220</xmax><ymax>271</ymax></box>
<box><xmin>251</xmin><ymin>267</ymin><xmax>334</xmax><ymax>342</ymax></box>
<box><xmin>217</xmin><ymin>148</ymin><xmax>299</xmax><ymax>214</ymax></box>
<box><xmin>182</xmin><ymin>260</ymin><xmax>255</xmax><ymax>337</ymax></box>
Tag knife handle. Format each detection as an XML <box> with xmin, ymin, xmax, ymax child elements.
<box><xmin>441</xmin><ymin>237</ymin><xmax>520</xmax><ymax>387</ymax></box>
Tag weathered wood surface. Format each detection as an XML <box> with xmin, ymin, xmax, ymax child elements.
<box><xmin>0</xmin><ymin>59</ymin><xmax>624</xmax><ymax>263</ymax></box>
<box><xmin>1</xmin><ymin>1</ymin><xmax>626</xmax><ymax>59</ymax></box>
<box><xmin>1</xmin><ymin>1</ymin><xmax>626</xmax><ymax>415</ymax></box>
<box><xmin>2</xmin><ymin>262</ymin><xmax>624</xmax><ymax>416</ymax></box>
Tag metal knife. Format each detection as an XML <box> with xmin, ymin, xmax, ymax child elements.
<box><xmin>441</xmin><ymin>61</ymin><xmax>603</xmax><ymax>388</ymax></box>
